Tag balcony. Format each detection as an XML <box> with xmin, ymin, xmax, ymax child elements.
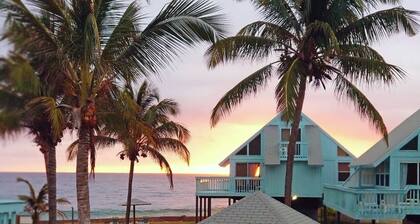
<box><xmin>279</xmin><ymin>142</ymin><xmax>307</xmax><ymax>159</ymax></box>
<box><xmin>323</xmin><ymin>185</ymin><xmax>420</xmax><ymax>220</ymax></box>
<box><xmin>196</xmin><ymin>176</ymin><xmax>261</xmax><ymax>197</ymax></box>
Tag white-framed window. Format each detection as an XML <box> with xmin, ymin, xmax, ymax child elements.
<box><xmin>338</xmin><ymin>162</ymin><xmax>350</xmax><ymax>182</ymax></box>
<box><xmin>235</xmin><ymin>135</ymin><xmax>261</xmax><ymax>156</ymax></box>
<box><xmin>235</xmin><ymin>163</ymin><xmax>261</xmax><ymax>177</ymax></box>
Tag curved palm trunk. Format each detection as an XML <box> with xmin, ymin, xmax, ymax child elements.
<box><xmin>46</xmin><ymin>145</ymin><xmax>57</xmax><ymax>224</ymax></box>
<box><xmin>77</xmin><ymin>125</ymin><xmax>91</xmax><ymax>224</ymax></box>
<box><xmin>284</xmin><ymin>78</ymin><xmax>307</xmax><ymax>206</ymax></box>
<box><xmin>125</xmin><ymin>159</ymin><xmax>135</xmax><ymax>224</ymax></box>
<box><xmin>32</xmin><ymin>211</ymin><xmax>39</xmax><ymax>224</ymax></box>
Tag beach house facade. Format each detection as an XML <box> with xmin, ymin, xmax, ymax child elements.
<box><xmin>195</xmin><ymin>112</ymin><xmax>355</xmax><ymax>221</ymax></box>
<box><xmin>323</xmin><ymin>109</ymin><xmax>420</xmax><ymax>222</ymax></box>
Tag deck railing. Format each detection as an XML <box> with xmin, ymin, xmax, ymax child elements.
<box><xmin>323</xmin><ymin>185</ymin><xmax>420</xmax><ymax>220</ymax></box>
<box><xmin>279</xmin><ymin>142</ymin><xmax>307</xmax><ymax>159</ymax></box>
<box><xmin>196</xmin><ymin>177</ymin><xmax>261</xmax><ymax>195</ymax></box>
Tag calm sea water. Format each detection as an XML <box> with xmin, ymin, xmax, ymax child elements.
<box><xmin>0</xmin><ymin>173</ymin><xmax>227</xmax><ymax>218</ymax></box>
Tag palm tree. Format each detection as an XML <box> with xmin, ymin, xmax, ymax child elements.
<box><xmin>17</xmin><ymin>177</ymin><xmax>69</xmax><ymax>224</ymax></box>
<box><xmin>206</xmin><ymin>0</ymin><xmax>419</xmax><ymax>205</ymax></box>
<box><xmin>1</xmin><ymin>0</ymin><xmax>225</xmax><ymax>222</ymax></box>
<box><xmin>67</xmin><ymin>82</ymin><xmax>190</xmax><ymax>224</ymax></box>
<box><xmin>0</xmin><ymin>55</ymin><xmax>66</xmax><ymax>223</ymax></box>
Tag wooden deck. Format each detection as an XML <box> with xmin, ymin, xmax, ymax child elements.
<box><xmin>195</xmin><ymin>176</ymin><xmax>261</xmax><ymax>197</ymax></box>
<box><xmin>323</xmin><ymin>185</ymin><xmax>420</xmax><ymax>221</ymax></box>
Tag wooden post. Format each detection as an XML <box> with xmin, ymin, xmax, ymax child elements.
<box><xmin>199</xmin><ymin>197</ymin><xmax>202</xmax><ymax>221</ymax></box>
<box><xmin>372</xmin><ymin>220</ymin><xmax>376</xmax><ymax>224</ymax></box>
<box><xmin>228</xmin><ymin>198</ymin><xmax>231</xmax><ymax>206</ymax></box>
<box><xmin>133</xmin><ymin>205</ymin><xmax>136</xmax><ymax>224</ymax></box>
<box><xmin>195</xmin><ymin>196</ymin><xmax>198</xmax><ymax>223</ymax></box>
<box><xmin>336</xmin><ymin>211</ymin><xmax>340</xmax><ymax>224</ymax></box>
<box><xmin>323</xmin><ymin>206</ymin><xmax>327</xmax><ymax>224</ymax></box>
<box><xmin>356</xmin><ymin>220</ymin><xmax>361</xmax><ymax>224</ymax></box>
<box><xmin>208</xmin><ymin>198</ymin><xmax>212</xmax><ymax>217</ymax></box>
<box><xmin>203</xmin><ymin>197</ymin><xmax>207</xmax><ymax>218</ymax></box>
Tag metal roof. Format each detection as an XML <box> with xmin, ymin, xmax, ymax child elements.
<box><xmin>352</xmin><ymin>109</ymin><xmax>420</xmax><ymax>167</ymax></box>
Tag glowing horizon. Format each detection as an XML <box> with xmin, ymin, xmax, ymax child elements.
<box><xmin>1</xmin><ymin>0</ymin><xmax>420</xmax><ymax>175</ymax></box>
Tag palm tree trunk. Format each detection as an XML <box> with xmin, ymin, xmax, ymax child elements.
<box><xmin>46</xmin><ymin>145</ymin><xmax>57</xmax><ymax>224</ymax></box>
<box><xmin>284</xmin><ymin>78</ymin><xmax>307</xmax><ymax>206</ymax></box>
<box><xmin>77</xmin><ymin>125</ymin><xmax>91</xmax><ymax>224</ymax></box>
<box><xmin>125</xmin><ymin>159</ymin><xmax>135</xmax><ymax>224</ymax></box>
<box><xmin>32</xmin><ymin>211</ymin><xmax>39</xmax><ymax>224</ymax></box>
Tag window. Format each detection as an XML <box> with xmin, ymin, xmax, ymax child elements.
<box><xmin>338</xmin><ymin>162</ymin><xmax>350</xmax><ymax>182</ymax></box>
<box><xmin>337</xmin><ymin>147</ymin><xmax>349</xmax><ymax>157</ymax></box>
<box><xmin>407</xmin><ymin>163</ymin><xmax>418</xmax><ymax>185</ymax></box>
<box><xmin>249</xmin><ymin>135</ymin><xmax>261</xmax><ymax>155</ymax></box>
<box><xmin>235</xmin><ymin>163</ymin><xmax>260</xmax><ymax>177</ymax></box>
<box><xmin>235</xmin><ymin>163</ymin><xmax>248</xmax><ymax>177</ymax></box>
<box><xmin>236</xmin><ymin>146</ymin><xmax>247</xmax><ymax>155</ymax></box>
<box><xmin>376</xmin><ymin>161</ymin><xmax>390</xmax><ymax>186</ymax></box>
<box><xmin>281</xmin><ymin>129</ymin><xmax>301</xmax><ymax>142</ymax></box>
<box><xmin>401</xmin><ymin>136</ymin><xmax>418</xmax><ymax>151</ymax></box>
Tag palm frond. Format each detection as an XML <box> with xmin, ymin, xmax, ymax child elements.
<box><xmin>337</xmin><ymin>7</ymin><xmax>420</xmax><ymax>44</ymax></box>
<box><xmin>147</xmin><ymin>149</ymin><xmax>174</xmax><ymax>188</ymax></box>
<box><xmin>211</xmin><ymin>62</ymin><xmax>277</xmax><ymax>126</ymax></box>
<box><xmin>206</xmin><ymin>36</ymin><xmax>278</xmax><ymax>68</ymax></box>
<box><xmin>334</xmin><ymin>74</ymin><xmax>388</xmax><ymax>144</ymax></box>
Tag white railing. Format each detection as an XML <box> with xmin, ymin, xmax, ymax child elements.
<box><xmin>196</xmin><ymin>177</ymin><xmax>230</xmax><ymax>192</ymax></box>
<box><xmin>279</xmin><ymin>143</ymin><xmax>307</xmax><ymax>159</ymax></box>
<box><xmin>196</xmin><ymin>177</ymin><xmax>261</xmax><ymax>194</ymax></box>
<box><xmin>234</xmin><ymin>177</ymin><xmax>261</xmax><ymax>193</ymax></box>
<box><xmin>324</xmin><ymin>185</ymin><xmax>420</xmax><ymax>219</ymax></box>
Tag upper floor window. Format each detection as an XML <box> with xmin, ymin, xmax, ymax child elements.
<box><xmin>235</xmin><ymin>135</ymin><xmax>261</xmax><ymax>156</ymax></box>
<box><xmin>236</xmin><ymin>146</ymin><xmax>247</xmax><ymax>155</ymax></box>
<box><xmin>281</xmin><ymin>128</ymin><xmax>301</xmax><ymax>142</ymax></box>
<box><xmin>376</xmin><ymin>160</ymin><xmax>390</xmax><ymax>186</ymax></box>
<box><xmin>235</xmin><ymin>163</ymin><xmax>260</xmax><ymax>177</ymax></box>
<box><xmin>249</xmin><ymin>135</ymin><xmax>261</xmax><ymax>155</ymax></box>
<box><xmin>400</xmin><ymin>136</ymin><xmax>418</xmax><ymax>151</ymax></box>
<box><xmin>338</xmin><ymin>162</ymin><xmax>350</xmax><ymax>182</ymax></box>
<box><xmin>337</xmin><ymin>147</ymin><xmax>350</xmax><ymax>157</ymax></box>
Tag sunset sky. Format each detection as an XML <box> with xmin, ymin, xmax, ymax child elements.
<box><xmin>1</xmin><ymin>0</ymin><xmax>420</xmax><ymax>175</ymax></box>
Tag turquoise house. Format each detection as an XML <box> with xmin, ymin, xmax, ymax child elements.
<box><xmin>0</xmin><ymin>200</ymin><xmax>24</xmax><ymax>224</ymax></box>
<box><xmin>324</xmin><ymin>109</ymin><xmax>420</xmax><ymax>222</ymax></box>
<box><xmin>195</xmin><ymin>112</ymin><xmax>355</xmax><ymax>221</ymax></box>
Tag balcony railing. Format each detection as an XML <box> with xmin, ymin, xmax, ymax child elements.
<box><xmin>323</xmin><ymin>185</ymin><xmax>420</xmax><ymax>220</ymax></box>
<box><xmin>196</xmin><ymin>177</ymin><xmax>261</xmax><ymax>195</ymax></box>
<box><xmin>279</xmin><ymin>142</ymin><xmax>307</xmax><ymax>159</ymax></box>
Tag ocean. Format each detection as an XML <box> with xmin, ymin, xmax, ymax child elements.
<box><xmin>0</xmin><ymin>173</ymin><xmax>227</xmax><ymax>218</ymax></box>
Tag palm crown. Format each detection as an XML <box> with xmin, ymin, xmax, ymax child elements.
<box><xmin>207</xmin><ymin>0</ymin><xmax>419</xmax><ymax>140</ymax></box>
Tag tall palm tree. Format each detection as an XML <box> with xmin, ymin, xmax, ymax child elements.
<box><xmin>67</xmin><ymin>82</ymin><xmax>190</xmax><ymax>224</ymax></box>
<box><xmin>1</xmin><ymin>0</ymin><xmax>225</xmax><ymax>222</ymax></box>
<box><xmin>0</xmin><ymin>55</ymin><xmax>66</xmax><ymax>223</ymax></box>
<box><xmin>206</xmin><ymin>0</ymin><xmax>419</xmax><ymax>205</ymax></box>
<box><xmin>17</xmin><ymin>177</ymin><xmax>69</xmax><ymax>224</ymax></box>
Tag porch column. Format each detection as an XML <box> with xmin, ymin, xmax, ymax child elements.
<box><xmin>199</xmin><ymin>197</ymin><xmax>202</xmax><ymax>221</ymax></box>
<box><xmin>322</xmin><ymin>206</ymin><xmax>327</xmax><ymax>224</ymax></box>
<box><xmin>335</xmin><ymin>211</ymin><xmax>340</xmax><ymax>224</ymax></box>
<box><xmin>372</xmin><ymin>220</ymin><xmax>376</xmax><ymax>224</ymax></box>
<box><xmin>208</xmin><ymin>198</ymin><xmax>212</xmax><ymax>217</ymax></box>
<box><xmin>203</xmin><ymin>197</ymin><xmax>207</xmax><ymax>218</ymax></box>
<box><xmin>228</xmin><ymin>198</ymin><xmax>231</xmax><ymax>206</ymax></box>
<box><xmin>195</xmin><ymin>196</ymin><xmax>198</xmax><ymax>223</ymax></box>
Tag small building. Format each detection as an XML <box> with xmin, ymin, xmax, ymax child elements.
<box><xmin>0</xmin><ymin>200</ymin><xmax>25</xmax><ymax>224</ymax></box>
<box><xmin>195</xmin><ymin>112</ymin><xmax>355</xmax><ymax>221</ymax></box>
<box><xmin>324</xmin><ymin>109</ymin><xmax>420</xmax><ymax>222</ymax></box>
<box><xmin>199</xmin><ymin>191</ymin><xmax>318</xmax><ymax>224</ymax></box>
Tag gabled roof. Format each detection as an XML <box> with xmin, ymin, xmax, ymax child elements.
<box><xmin>352</xmin><ymin>109</ymin><xmax>420</xmax><ymax>167</ymax></box>
<box><xmin>199</xmin><ymin>192</ymin><xmax>318</xmax><ymax>224</ymax></box>
<box><xmin>219</xmin><ymin>112</ymin><xmax>354</xmax><ymax>167</ymax></box>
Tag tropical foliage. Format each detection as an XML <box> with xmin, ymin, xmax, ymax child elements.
<box><xmin>17</xmin><ymin>178</ymin><xmax>69</xmax><ymax>224</ymax></box>
<box><xmin>1</xmin><ymin>0</ymin><xmax>225</xmax><ymax>222</ymax></box>
<box><xmin>0</xmin><ymin>55</ymin><xmax>66</xmax><ymax>223</ymax></box>
<box><xmin>67</xmin><ymin>81</ymin><xmax>190</xmax><ymax>224</ymax></box>
<box><xmin>206</xmin><ymin>0</ymin><xmax>419</xmax><ymax>205</ymax></box>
